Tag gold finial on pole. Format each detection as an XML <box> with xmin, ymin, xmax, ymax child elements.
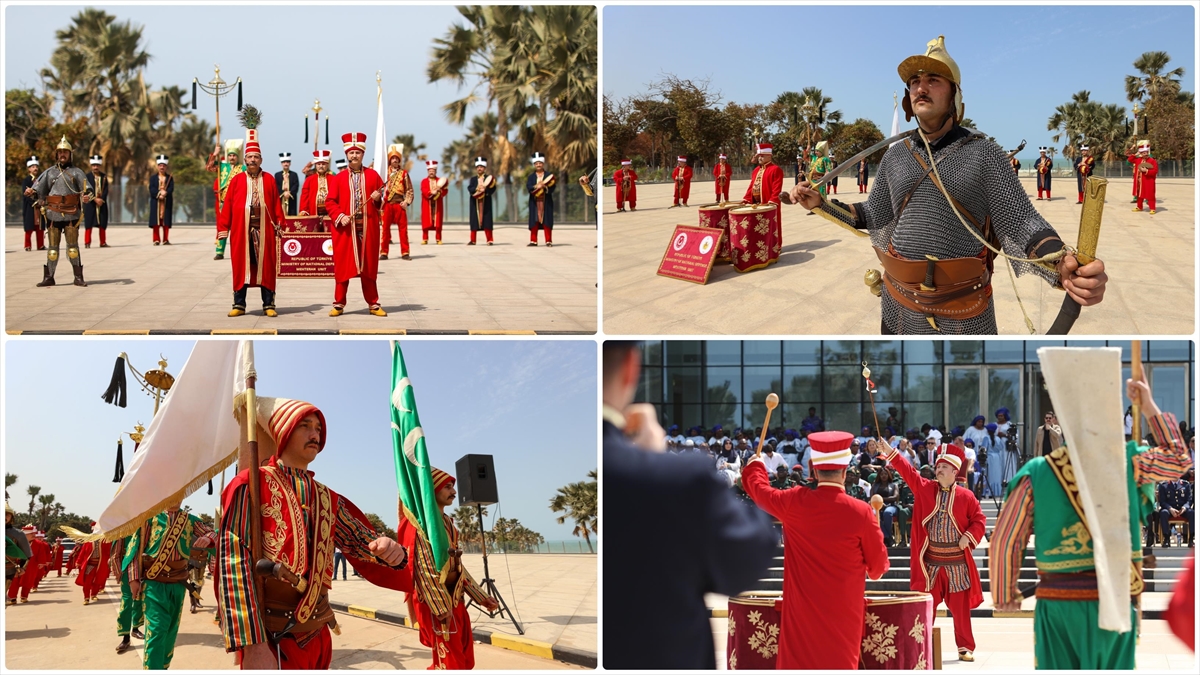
<box><xmin>312</xmin><ymin>99</ymin><xmax>322</xmax><ymax>116</ymax></box>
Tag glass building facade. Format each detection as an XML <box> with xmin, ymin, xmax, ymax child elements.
<box><xmin>636</xmin><ymin>340</ymin><xmax>1194</xmax><ymax>455</ymax></box>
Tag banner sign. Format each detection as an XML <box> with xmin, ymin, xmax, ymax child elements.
<box><xmin>656</xmin><ymin>225</ymin><xmax>722</xmax><ymax>284</ymax></box>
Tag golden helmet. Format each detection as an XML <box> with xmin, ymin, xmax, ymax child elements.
<box><xmin>55</xmin><ymin>135</ymin><xmax>73</xmax><ymax>152</ymax></box>
<box><xmin>898</xmin><ymin>35</ymin><xmax>964</xmax><ymax>123</ymax></box>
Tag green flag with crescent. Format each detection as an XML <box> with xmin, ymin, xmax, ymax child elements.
<box><xmin>389</xmin><ymin>341</ymin><xmax>450</xmax><ymax>576</ymax></box>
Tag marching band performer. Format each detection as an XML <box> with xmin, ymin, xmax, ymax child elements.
<box><xmin>298</xmin><ymin>150</ymin><xmax>333</xmax><ymax>230</ymax></box>
<box><xmin>381</xmin><ymin>144</ymin><xmax>414</xmax><ymax>259</ymax></box>
<box><xmin>21</xmin><ymin>157</ymin><xmax>44</xmax><ymax>251</ymax></box>
<box><xmin>741</xmin><ymin>142</ymin><xmax>784</xmax><ymax>263</ymax></box>
<box><xmin>208</xmin><ymin>140</ymin><xmax>244</xmax><ymax>259</ymax></box>
<box><xmin>149</xmin><ymin>155</ymin><xmax>174</xmax><ymax>246</ymax></box>
<box><xmin>857</xmin><ymin>156</ymin><xmax>870</xmax><ymax>193</ymax></box>
<box><xmin>84</xmin><ymin>154</ymin><xmax>110</xmax><ymax>248</ymax></box>
<box><xmin>527</xmin><ymin>152</ymin><xmax>556</xmax><ymax>247</ymax></box>
<box><xmin>713</xmin><ymin>154</ymin><xmax>731</xmax><ymax>202</ymax></box>
<box><xmin>218</xmin><ymin>123</ymin><xmax>282</xmax><ymax>318</ymax></box>
<box><xmin>1129</xmin><ymin>140</ymin><xmax>1158</xmax><ymax>214</ymax></box>
<box><xmin>420</xmin><ymin>160</ymin><xmax>446</xmax><ymax>245</ymax></box>
<box><xmin>275</xmin><ymin>153</ymin><xmax>300</xmax><ymax>217</ymax></box>
<box><xmin>613</xmin><ymin>159</ymin><xmax>637</xmax><ymax>212</ymax></box>
<box><xmin>1034</xmin><ymin>147</ymin><xmax>1053</xmax><ymax>200</ymax></box>
<box><xmin>73</xmin><ymin>522</ymin><xmax>112</xmax><ymax>605</ymax></box>
<box><xmin>788</xmin><ymin>35</ymin><xmax>1108</xmax><ymax>334</ymax></box>
<box><xmin>468</xmin><ymin>157</ymin><xmax>497</xmax><ymax>245</ymax></box>
<box><xmin>670</xmin><ymin>156</ymin><xmax>692</xmax><ymax>207</ymax></box>
<box><xmin>325</xmin><ymin>132</ymin><xmax>386</xmax><ymax>317</ymax></box>
<box><xmin>25</xmin><ymin>137</ymin><xmax>94</xmax><ymax>287</ymax></box>
<box><xmin>1073</xmin><ymin>145</ymin><xmax>1096</xmax><ymax>204</ymax></box>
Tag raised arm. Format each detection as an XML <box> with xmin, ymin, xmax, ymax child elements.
<box><xmin>990</xmin><ymin>475</ymin><xmax>1034</xmax><ymax>611</ymax></box>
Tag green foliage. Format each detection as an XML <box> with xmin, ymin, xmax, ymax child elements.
<box><xmin>549</xmin><ymin>469</ymin><xmax>597</xmax><ymax>553</ymax></box>
<box><xmin>363</xmin><ymin>513</ymin><xmax>397</xmax><ymax>541</ymax></box>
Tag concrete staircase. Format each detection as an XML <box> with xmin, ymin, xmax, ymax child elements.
<box><xmin>747</xmin><ymin>499</ymin><xmax>1192</xmax><ymax>618</ymax></box>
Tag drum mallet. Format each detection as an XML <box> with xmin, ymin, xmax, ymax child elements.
<box><xmin>754</xmin><ymin>393</ymin><xmax>780</xmax><ymax>457</ymax></box>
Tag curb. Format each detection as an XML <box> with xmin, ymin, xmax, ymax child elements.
<box><xmin>6</xmin><ymin>329</ymin><xmax>594</xmax><ymax>336</ymax></box>
<box><xmin>708</xmin><ymin>607</ymin><xmax>1166</xmax><ymax>621</ymax></box>
<box><xmin>329</xmin><ymin>601</ymin><xmax>597</xmax><ymax>668</ymax></box>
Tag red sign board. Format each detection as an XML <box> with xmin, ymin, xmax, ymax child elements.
<box><xmin>277</xmin><ymin>231</ymin><xmax>335</xmax><ymax>278</ymax></box>
<box><xmin>656</xmin><ymin>225</ymin><xmax>723</xmax><ymax>284</ymax></box>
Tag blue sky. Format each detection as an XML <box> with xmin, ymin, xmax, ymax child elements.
<box><xmin>604</xmin><ymin>4</ymin><xmax>1195</xmax><ymax>161</ymax></box>
<box><xmin>3</xmin><ymin>339</ymin><xmax>598</xmax><ymax>543</ymax></box>
<box><xmin>4</xmin><ymin>4</ymin><xmax>493</xmax><ymax>168</ymax></box>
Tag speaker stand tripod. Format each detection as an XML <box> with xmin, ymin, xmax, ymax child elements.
<box><xmin>473</xmin><ymin>503</ymin><xmax>524</xmax><ymax>635</ymax></box>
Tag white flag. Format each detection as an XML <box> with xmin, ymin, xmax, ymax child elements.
<box><xmin>373</xmin><ymin>75</ymin><xmax>387</xmax><ymax>173</ymax></box>
<box><xmin>96</xmin><ymin>341</ymin><xmax>247</xmax><ymax>539</ymax></box>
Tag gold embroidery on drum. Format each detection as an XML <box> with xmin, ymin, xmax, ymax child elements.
<box><xmin>745</xmin><ymin>609</ymin><xmax>779</xmax><ymax>659</ymax></box>
<box><xmin>861</xmin><ymin>611</ymin><xmax>899</xmax><ymax>662</ymax></box>
<box><xmin>908</xmin><ymin>613</ymin><xmax>926</xmax><ymax>645</ymax></box>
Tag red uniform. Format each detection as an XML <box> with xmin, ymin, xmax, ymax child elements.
<box><xmin>218</xmin><ymin>171</ymin><xmax>282</xmax><ymax>294</ymax></box>
<box><xmin>613</xmin><ymin>167</ymin><xmax>637</xmax><ymax>211</ymax></box>
<box><xmin>742</xmin><ymin>161</ymin><xmax>785</xmax><ymax>264</ymax></box>
<box><xmin>298</xmin><ymin>172</ymin><xmax>334</xmax><ymax>228</ymax></box>
<box><xmin>419</xmin><ymin>176</ymin><xmax>446</xmax><ymax>244</ymax></box>
<box><xmin>381</xmin><ymin>168</ymin><xmax>412</xmax><ymax>257</ymax></box>
<box><xmin>741</xmin><ymin>461</ymin><xmax>889</xmax><ymax>669</ymax></box>
<box><xmin>712</xmin><ymin>161</ymin><xmax>731</xmax><ymax>202</ymax></box>
<box><xmin>74</xmin><ymin>539</ymin><xmax>113</xmax><ymax>601</ymax></box>
<box><xmin>52</xmin><ymin>541</ymin><xmax>64</xmax><ymax>576</ymax></box>
<box><xmin>6</xmin><ymin>529</ymin><xmax>38</xmax><ymax>602</ymax></box>
<box><xmin>31</xmin><ymin>538</ymin><xmax>50</xmax><ymax>588</ymax></box>
<box><xmin>671</xmin><ymin>164</ymin><xmax>693</xmax><ymax>206</ymax></box>
<box><xmin>1129</xmin><ymin>153</ymin><xmax>1158</xmax><ymax>211</ymax></box>
<box><xmin>325</xmin><ymin>167</ymin><xmax>385</xmax><ymax>309</ymax></box>
<box><xmin>884</xmin><ymin>448</ymin><xmax>986</xmax><ymax>653</ymax></box>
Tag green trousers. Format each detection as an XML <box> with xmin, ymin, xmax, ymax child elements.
<box><xmin>143</xmin><ymin>579</ymin><xmax>186</xmax><ymax>670</ymax></box>
<box><xmin>117</xmin><ymin>570</ymin><xmax>144</xmax><ymax>636</ymax></box>
<box><xmin>1034</xmin><ymin>598</ymin><xmax>1138</xmax><ymax>669</ymax></box>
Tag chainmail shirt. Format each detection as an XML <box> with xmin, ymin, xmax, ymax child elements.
<box><xmin>823</xmin><ymin>126</ymin><xmax>1061</xmax><ymax>334</ymax></box>
<box><xmin>31</xmin><ymin>164</ymin><xmax>90</xmax><ymax>223</ymax></box>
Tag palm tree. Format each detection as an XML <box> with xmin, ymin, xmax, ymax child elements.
<box><xmin>391</xmin><ymin>134</ymin><xmax>427</xmax><ymax>172</ymax></box>
<box><xmin>5</xmin><ymin>473</ymin><xmax>16</xmax><ymax>500</ymax></box>
<box><xmin>26</xmin><ymin>485</ymin><xmax>41</xmax><ymax>518</ymax></box>
<box><xmin>532</xmin><ymin>5</ymin><xmax>597</xmax><ymax>172</ymax></box>
<box><xmin>1126</xmin><ymin>51</ymin><xmax>1185</xmax><ymax>106</ymax></box>
<box><xmin>549</xmin><ymin>470</ymin><xmax>598</xmax><ymax>553</ymax></box>
<box><xmin>798</xmin><ymin>87</ymin><xmax>842</xmax><ymax>150</ymax></box>
<box><xmin>1048</xmin><ymin>90</ymin><xmax>1092</xmax><ymax>158</ymax></box>
<box><xmin>37</xmin><ymin>494</ymin><xmax>55</xmax><ymax>531</ymax></box>
<box><xmin>453</xmin><ymin>505</ymin><xmax>486</xmax><ymax>552</ymax></box>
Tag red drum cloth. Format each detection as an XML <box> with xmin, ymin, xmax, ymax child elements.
<box><xmin>726</xmin><ymin>595</ymin><xmax>782</xmax><ymax>671</ymax></box>
<box><xmin>860</xmin><ymin>591</ymin><xmax>936</xmax><ymax>669</ymax></box>
<box><xmin>697</xmin><ymin>203</ymin><xmax>736</xmax><ymax>261</ymax></box>
<box><xmin>728</xmin><ymin>204</ymin><xmax>780</xmax><ymax>272</ymax></box>
<box><xmin>727</xmin><ymin>592</ymin><xmax>934</xmax><ymax>670</ymax></box>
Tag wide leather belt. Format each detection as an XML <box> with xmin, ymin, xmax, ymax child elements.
<box><xmin>46</xmin><ymin>194</ymin><xmax>81</xmax><ymax>215</ymax></box>
<box><xmin>141</xmin><ymin>555</ymin><xmax>190</xmax><ymax>583</ymax></box>
<box><xmin>261</xmin><ymin>576</ymin><xmax>334</xmax><ymax>635</ymax></box>
<box><xmin>875</xmin><ymin>247</ymin><xmax>991</xmax><ymax>319</ymax></box>
<box><xmin>1036</xmin><ymin>571</ymin><xmax>1140</xmax><ymax>601</ymax></box>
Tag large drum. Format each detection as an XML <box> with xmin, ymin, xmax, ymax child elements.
<box><xmin>861</xmin><ymin>591</ymin><xmax>935</xmax><ymax>669</ymax></box>
<box><xmin>728</xmin><ymin>204</ymin><xmax>780</xmax><ymax>272</ymax></box>
<box><xmin>697</xmin><ymin>202</ymin><xmax>736</xmax><ymax>261</ymax></box>
<box><xmin>726</xmin><ymin>591</ymin><xmax>933</xmax><ymax>670</ymax></box>
<box><xmin>726</xmin><ymin>593</ymin><xmax>782</xmax><ymax>671</ymax></box>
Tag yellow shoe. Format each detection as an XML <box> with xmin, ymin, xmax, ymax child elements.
<box><xmin>1132</xmin><ymin>207</ymin><xmax>1143</xmax><ymax>212</ymax></box>
<box><xmin>264</xmin><ymin>308</ymin><xmax>278</xmax><ymax>317</ymax></box>
<box><xmin>421</xmin><ymin>240</ymin><xmax>428</xmax><ymax>245</ymax></box>
<box><xmin>228</xmin><ymin>308</ymin><xmax>245</xmax><ymax>317</ymax></box>
<box><xmin>1149</xmin><ymin>209</ymin><xmax>1156</xmax><ymax>214</ymax></box>
<box><xmin>329</xmin><ymin>307</ymin><xmax>343</xmax><ymax>317</ymax></box>
<box><xmin>83</xmin><ymin>598</ymin><xmax>89</xmax><ymax>605</ymax></box>
<box><xmin>369</xmin><ymin>306</ymin><xmax>388</xmax><ymax>317</ymax></box>
<box><xmin>436</xmin><ymin>240</ymin><xmax>443</xmax><ymax>245</ymax></box>
<box><xmin>958</xmin><ymin>649</ymin><xmax>974</xmax><ymax>662</ymax></box>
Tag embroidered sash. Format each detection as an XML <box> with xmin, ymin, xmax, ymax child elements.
<box><xmin>145</xmin><ymin>511</ymin><xmax>189</xmax><ymax>580</ymax></box>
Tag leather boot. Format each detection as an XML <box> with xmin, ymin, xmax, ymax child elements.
<box><xmin>36</xmin><ymin>264</ymin><xmax>55</xmax><ymax>287</ymax></box>
<box><xmin>73</xmin><ymin>265</ymin><xmax>87</xmax><ymax>287</ymax></box>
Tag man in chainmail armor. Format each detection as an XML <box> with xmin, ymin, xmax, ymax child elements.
<box><xmin>24</xmin><ymin>136</ymin><xmax>93</xmax><ymax>287</ymax></box>
<box><xmin>789</xmin><ymin>36</ymin><xmax>1107</xmax><ymax>334</ymax></box>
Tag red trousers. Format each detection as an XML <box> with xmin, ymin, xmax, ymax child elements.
<box><xmin>929</xmin><ymin>566</ymin><xmax>975</xmax><ymax>651</ymax></box>
<box><xmin>152</xmin><ymin>225</ymin><xmax>170</xmax><ymax>243</ymax></box>
<box><xmin>415</xmin><ymin>598</ymin><xmax>475</xmax><ymax>670</ymax></box>
<box><xmin>24</xmin><ymin>230</ymin><xmax>45</xmax><ymax>249</ymax></box>
<box><xmin>382</xmin><ymin>204</ymin><xmax>409</xmax><ymax>256</ymax></box>
<box><xmin>469</xmin><ymin>230</ymin><xmax>493</xmax><ymax>243</ymax></box>
<box><xmin>715</xmin><ymin>182</ymin><xmax>730</xmax><ymax>202</ymax></box>
<box><xmin>421</xmin><ymin>220</ymin><xmax>442</xmax><ymax>243</ymax></box>
<box><xmin>673</xmin><ymin>180</ymin><xmax>691</xmax><ymax>205</ymax></box>
<box><xmin>84</xmin><ymin>228</ymin><xmax>108</xmax><ymax>246</ymax></box>
<box><xmin>530</xmin><ymin>226</ymin><xmax>552</xmax><ymax>244</ymax></box>
<box><xmin>6</xmin><ymin>565</ymin><xmax>36</xmax><ymax>600</ymax></box>
<box><xmin>334</xmin><ymin>277</ymin><xmax>380</xmax><ymax>308</ymax></box>
<box><xmin>238</xmin><ymin>626</ymin><xmax>332</xmax><ymax>670</ymax></box>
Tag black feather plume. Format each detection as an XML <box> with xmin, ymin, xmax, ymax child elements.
<box><xmin>102</xmin><ymin>355</ymin><xmax>127</xmax><ymax>408</ymax></box>
<box><xmin>114</xmin><ymin>439</ymin><xmax>125</xmax><ymax>483</ymax></box>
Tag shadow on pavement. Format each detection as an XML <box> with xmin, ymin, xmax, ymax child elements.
<box><xmin>330</xmin><ymin>646</ymin><xmax>421</xmax><ymax>669</ymax></box>
<box><xmin>541</xmin><ymin>614</ymin><xmax>597</xmax><ymax>625</ymax></box>
<box><xmin>5</xmin><ymin>627</ymin><xmax>71</xmax><ymax>640</ymax></box>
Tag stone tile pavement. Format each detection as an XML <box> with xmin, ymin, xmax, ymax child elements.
<box><xmin>5</xmin><ymin>223</ymin><xmax>596</xmax><ymax>333</ymax></box>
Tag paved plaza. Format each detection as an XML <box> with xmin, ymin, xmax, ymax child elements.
<box><xmin>602</xmin><ymin>177</ymin><xmax>1195</xmax><ymax>335</ymax></box>
<box><xmin>5</xmin><ymin>222</ymin><xmax>597</xmax><ymax>334</ymax></box>
<box><xmin>3</xmin><ymin>573</ymin><xmax>582</xmax><ymax>670</ymax></box>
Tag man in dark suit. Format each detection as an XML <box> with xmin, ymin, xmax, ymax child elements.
<box><xmin>275</xmin><ymin>153</ymin><xmax>300</xmax><ymax>217</ymax></box>
<box><xmin>603</xmin><ymin>341</ymin><xmax>776</xmax><ymax>670</ymax></box>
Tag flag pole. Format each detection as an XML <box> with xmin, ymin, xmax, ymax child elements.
<box><xmin>239</xmin><ymin>341</ymin><xmax>264</xmax><ymax>611</ymax></box>
<box><xmin>1131</xmin><ymin>340</ymin><xmax>1143</xmax><ymax>444</ymax></box>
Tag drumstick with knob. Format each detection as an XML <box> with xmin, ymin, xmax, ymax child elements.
<box><xmin>870</xmin><ymin>494</ymin><xmax>884</xmax><ymax>522</ymax></box>
<box><xmin>754</xmin><ymin>393</ymin><xmax>780</xmax><ymax>458</ymax></box>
